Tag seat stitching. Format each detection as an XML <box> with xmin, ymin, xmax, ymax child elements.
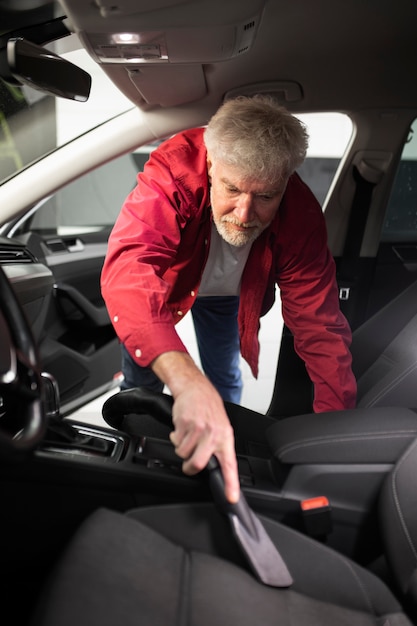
<box><xmin>278</xmin><ymin>431</ymin><xmax>417</xmax><ymax>461</ymax></box>
<box><xmin>389</xmin><ymin>440</ymin><xmax>417</xmax><ymax>561</ymax></box>
<box><xmin>279</xmin><ymin>523</ymin><xmax>378</xmax><ymax>615</ymax></box>
<box><xmin>361</xmin><ymin>361</ymin><xmax>417</xmax><ymax>406</ymax></box>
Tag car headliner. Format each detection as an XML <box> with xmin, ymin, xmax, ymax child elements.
<box><xmin>1</xmin><ymin>0</ymin><xmax>416</xmax><ymax>250</ymax></box>
<box><xmin>2</xmin><ymin>0</ymin><xmax>417</xmax><ymax>114</ymax></box>
<box><xmin>58</xmin><ymin>0</ymin><xmax>417</xmax><ymax>113</ymax></box>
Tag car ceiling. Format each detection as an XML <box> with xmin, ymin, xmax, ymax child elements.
<box><xmin>2</xmin><ymin>0</ymin><xmax>417</xmax><ymax>115</ymax></box>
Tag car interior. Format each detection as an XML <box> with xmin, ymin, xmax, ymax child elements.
<box><xmin>1</xmin><ymin>0</ymin><xmax>417</xmax><ymax>624</ymax></box>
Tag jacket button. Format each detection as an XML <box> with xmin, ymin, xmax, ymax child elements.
<box><xmin>177</xmin><ymin>310</ymin><xmax>183</xmax><ymax>316</ymax></box>
<box><xmin>191</xmin><ymin>290</ymin><xmax>195</xmax><ymax>297</ymax></box>
<box><xmin>113</xmin><ymin>315</ymin><xmax>119</xmax><ymax>322</ymax></box>
<box><xmin>135</xmin><ymin>348</ymin><xmax>142</xmax><ymax>358</ymax></box>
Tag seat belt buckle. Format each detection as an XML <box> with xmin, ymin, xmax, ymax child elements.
<box><xmin>301</xmin><ymin>496</ymin><xmax>333</xmax><ymax>539</ymax></box>
<box><xmin>339</xmin><ymin>286</ymin><xmax>351</xmax><ymax>301</ymax></box>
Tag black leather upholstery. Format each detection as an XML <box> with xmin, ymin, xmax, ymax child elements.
<box><xmin>267</xmin><ymin>406</ymin><xmax>417</xmax><ymax>464</ymax></box>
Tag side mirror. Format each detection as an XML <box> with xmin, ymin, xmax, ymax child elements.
<box><xmin>1</xmin><ymin>37</ymin><xmax>91</xmax><ymax>101</ymax></box>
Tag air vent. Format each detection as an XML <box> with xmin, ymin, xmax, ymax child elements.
<box><xmin>0</xmin><ymin>246</ymin><xmax>35</xmax><ymax>264</ymax></box>
<box><xmin>234</xmin><ymin>15</ymin><xmax>259</xmax><ymax>57</ymax></box>
<box><xmin>244</xmin><ymin>20</ymin><xmax>256</xmax><ymax>31</ymax></box>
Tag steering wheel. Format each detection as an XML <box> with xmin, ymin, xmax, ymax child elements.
<box><xmin>0</xmin><ymin>265</ymin><xmax>45</xmax><ymax>460</ymax></box>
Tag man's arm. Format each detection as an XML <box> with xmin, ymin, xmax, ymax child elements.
<box><xmin>275</xmin><ymin>175</ymin><xmax>357</xmax><ymax>411</ymax></box>
<box><xmin>151</xmin><ymin>351</ymin><xmax>240</xmax><ymax>503</ymax></box>
<box><xmin>279</xmin><ymin>238</ymin><xmax>357</xmax><ymax>412</ymax></box>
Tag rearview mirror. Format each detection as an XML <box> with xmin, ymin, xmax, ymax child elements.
<box><xmin>3</xmin><ymin>37</ymin><xmax>91</xmax><ymax>101</ymax></box>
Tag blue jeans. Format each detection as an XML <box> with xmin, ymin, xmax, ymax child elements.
<box><xmin>120</xmin><ymin>296</ymin><xmax>243</xmax><ymax>403</ymax></box>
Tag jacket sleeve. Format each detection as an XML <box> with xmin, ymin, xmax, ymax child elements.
<box><xmin>277</xmin><ymin>182</ymin><xmax>357</xmax><ymax>412</ymax></box>
<box><xmin>101</xmin><ymin>148</ymin><xmax>192</xmax><ymax>367</ymax></box>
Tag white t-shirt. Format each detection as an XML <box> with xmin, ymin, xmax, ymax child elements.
<box><xmin>198</xmin><ymin>222</ymin><xmax>252</xmax><ymax>297</ymax></box>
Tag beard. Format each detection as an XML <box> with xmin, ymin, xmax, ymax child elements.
<box><xmin>213</xmin><ymin>214</ymin><xmax>269</xmax><ymax>247</ymax></box>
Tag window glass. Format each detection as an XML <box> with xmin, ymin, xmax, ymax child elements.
<box><xmin>11</xmin><ymin>149</ymin><xmax>154</xmax><ymax>237</ymax></box>
<box><xmin>381</xmin><ymin>119</ymin><xmax>417</xmax><ymax>241</ymax></box>
<box><xmin>296</xmin><ymin>113</ymin><xmax>352</xmax><ymax>205</ymax></box>
<box><xmin>11</xmin><ymin>114</ymin><xmax>352</xmax><ymax>238</ymax></box>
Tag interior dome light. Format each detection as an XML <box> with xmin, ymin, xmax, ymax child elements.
<box><xmin>111</xmin><ymin>33</ymin><xmax>140</xmax><ymax>44</ymax></box>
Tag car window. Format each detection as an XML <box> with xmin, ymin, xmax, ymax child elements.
<box><xmin>361</xmin><ymin>117</ymin><xmax>417</xmax><ymax>320</ymax></box>
<box><xmin>10</xmin><ymin>150</ymin><xmax>148</xmax><ymax>236</ymax></box>
<box><xmin>381</xmin><ymin>118</ymin><xmax>417</xmax><ymax>243</ymax></box>
<box><xmin>297</xmin><ymin>112</ymin><xmax>352</xmax><ymax>206</ymax></box>
<box><xmin>11</xmin><ymin>113</ymin><xmax>352</xmax><ymax>238</ymax></box>
<box><xmin>9</xmin><ymin>149</ymin><xmax>155</xmax><ymax>237</ymax></box>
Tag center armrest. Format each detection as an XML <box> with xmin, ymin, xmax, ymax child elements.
<box><xmin>266</xmin><ymin>406</ymin><xmax>417</xmax><ymax>464</ymax></box>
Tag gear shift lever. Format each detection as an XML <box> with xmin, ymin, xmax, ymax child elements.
<box><xmin>40</xmin><ymin>371</ymin><xmax>113</xmax><ymax>454</ymax></box>
<box><xmin>41</xmin><ymin>371</ymin><xmax>60</xmax><ymax>419</ymax></box>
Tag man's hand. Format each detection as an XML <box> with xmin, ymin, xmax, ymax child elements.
<box><xmin>151</xmin><ymin>351</ymin><xmax>240</xmax><ymax>503</ymax></box>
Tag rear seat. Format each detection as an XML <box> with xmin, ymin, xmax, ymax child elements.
<box><xmin>352</xmin><ymin>280</ymin><xmax>417</xmax><ymax>408</ymax></box>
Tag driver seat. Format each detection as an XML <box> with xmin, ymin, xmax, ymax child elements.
<box><xmin>32</xmin><ymin>437</ymin><xmax>417</xmax><ymax>625</ymax></box>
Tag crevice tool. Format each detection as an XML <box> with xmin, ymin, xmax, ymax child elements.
<box><xmin>205</xmin><ymin>455</ymin><xmax>293</xmax><ymax>587</ymax></box>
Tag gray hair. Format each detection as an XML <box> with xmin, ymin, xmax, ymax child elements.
<box><xmin>204</xmin><ymin>95</ymin><xmax>308</xmax><ymax>183</ymax></box>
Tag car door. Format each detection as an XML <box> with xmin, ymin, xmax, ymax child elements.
<box><xmin>3</xmin><ymin>149</ymin><xmax>151</xmax><ymax>415</ymax></box>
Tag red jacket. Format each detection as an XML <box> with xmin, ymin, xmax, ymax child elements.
<box><xmin>101</xmin><ymin>128</ymin><xmax>357</xmax><ymax>412</ymax></box>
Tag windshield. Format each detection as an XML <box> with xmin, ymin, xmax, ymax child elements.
<box><xmin>0</xmin><ymin>34</ymin><xmax>133</xmax><ymax>186</ymax></box>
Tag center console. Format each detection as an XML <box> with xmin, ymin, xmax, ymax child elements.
<box><xmin>36</xmin><ymin>392</ymin><xmax>417</xmax><ymax>565</ymax></box>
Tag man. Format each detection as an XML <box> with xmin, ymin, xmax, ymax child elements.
<box><xmin>101</xmin><ymin>95</ymin><xmax>357</xmax><ymax>503</ymax></box>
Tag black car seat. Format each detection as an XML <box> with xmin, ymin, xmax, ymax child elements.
<box><xmin>268</xmin><ymin>278</ymin><xmax>417</xmax><ymax>417</ymax></box>
<box><xmin>352</xmin><ymin>278</ymin><xmax>417</xmax><ymax>408</ymax></box>
<box><xmin>32</xmin><ymin>437</ymin><xmax>417</xmax><ymax>625</ymax></box>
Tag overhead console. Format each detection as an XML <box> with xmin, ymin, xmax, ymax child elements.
<box><xmin>63</xmin><ymin>0</ymin><xmax>265</xmax><ymax>64</ymax></box>
<box><xmin>59</xmin><ymin>0</ymin><xmax>266</xmax><ymax>106</ymax></box>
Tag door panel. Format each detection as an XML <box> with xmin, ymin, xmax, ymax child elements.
<box><xmin>16</xmin><ymin>232</ymin><xmax>121</xmax><ymax>415</ymax></box>
<box><xmin>4</xmin><ymin>151</ymin><xmax>151</xmax><ymax>415</ymax></box>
